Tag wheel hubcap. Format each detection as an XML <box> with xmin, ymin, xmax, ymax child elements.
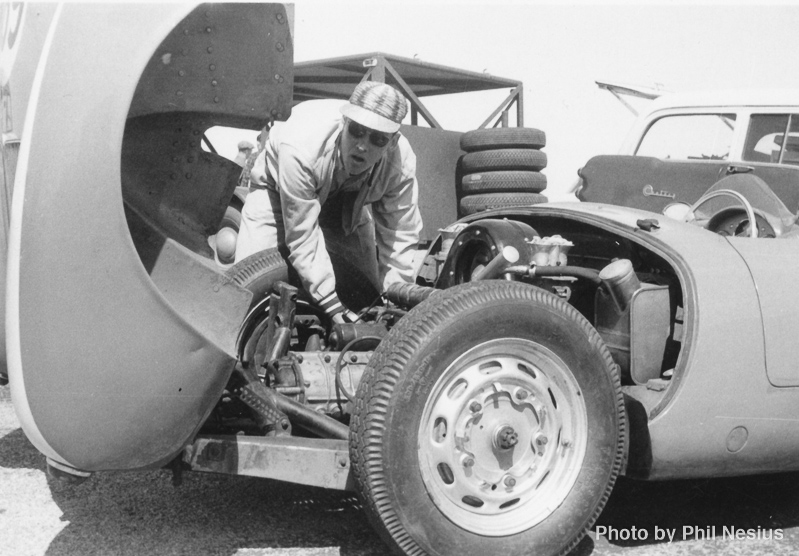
<box><xmin>418</xmin><ymin>338</ymin><xmax>588</xmax><ymax>536</ymax></box>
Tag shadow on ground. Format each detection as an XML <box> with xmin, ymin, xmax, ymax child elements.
<box><xmin>0</xmin><ymin>427</ymin><xmax>47</xmax><ymax>470</ymax></box>
<box><xmin>4</xmin><ymin>421</ymin><xmax>799</xmax><ymax>556</ymax></box>
<box><xmin>0</xmin><ymin>426</ymin><xmax>384</xmax><ymax>556</ymax></box>
<box><xmin>45</xmin><ymin>471</ymin><xmax>386</xmax><ymax>556</ymax></box>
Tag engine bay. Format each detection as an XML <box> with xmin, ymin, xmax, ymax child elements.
<box><xmin>424</xmin><ymin>216</ymin><xmax>684</xmax><ymax>387</ymax></box>
<box><xmin>201</xmin><ymin>213</ymin><xmax>686</xmax><ymax>439</ymax></box>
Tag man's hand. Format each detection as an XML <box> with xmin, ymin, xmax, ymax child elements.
<box><xmin>331</xmin><ymin>309</ymin><xmax>360</xmax><ymax>325</ymax></box>
<box><xmin>319</xmin><ymin>291</ymin><xmax>359</xmax><ymax>324</ymax></box>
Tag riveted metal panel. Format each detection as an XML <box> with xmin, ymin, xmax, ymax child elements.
<box><xmin>128</xmin><ymin>3</ymin><xmax>293</xmax><ymax>123</ymax></box>
<box><xmin>123</xmin><ymin>3</ymin><xmax>294</xmax><ymax>257</ymax></box>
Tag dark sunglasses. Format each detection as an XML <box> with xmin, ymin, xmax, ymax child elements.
<box><xmin>347</xmin><ymin>120</ymin><xmax>392</xmax><ymax>148</ymax></box>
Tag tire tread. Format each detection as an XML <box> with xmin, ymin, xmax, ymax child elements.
<box><xmin>460</xmin><ymin>192</ymin><xmax>548</xmax><ymax>215</ymax></box>
<box><xmin>461</xmin><ymin>170</ymin><xmax>547</xmax><ymax>194</ymax></box>
<box><xmin>224</xmin><ymin>248</ymin><xmax>287</xmax><ymax>287</ymax></box>
<box><xmin>461</xmin><ymin>148</ymin><xmax>547</xmax><ymax>173</ymax></box>
<box><xmin>460</xmin><ymin>127</ymin><xmax>546</xmax><ymax>152</ymax></box>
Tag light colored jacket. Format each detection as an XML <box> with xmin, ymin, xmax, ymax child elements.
<box><xmin>249</xmin><ymin>100</ymin><xmax>422</xmax><ymax>301</ymax></box>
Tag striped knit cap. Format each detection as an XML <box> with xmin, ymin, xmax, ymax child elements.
<box><xmin>339</xmin><ymin>81</ymin><xmax>408</xmax><ymax>133</ymax></box>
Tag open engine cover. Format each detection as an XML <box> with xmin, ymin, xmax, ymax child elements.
<box><xmin>8</xmin><ymin>3</ymin><xmax>293</xmax><ymax>471</ymax></box>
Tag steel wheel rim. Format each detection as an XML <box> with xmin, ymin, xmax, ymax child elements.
<box><xmin>417</xmin><ymin>337</ymin><xmax>588</xmax><ymax>536</ymax></box>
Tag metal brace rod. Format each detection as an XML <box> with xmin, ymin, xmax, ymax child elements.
<box><xmin>479</xmin><ymin>84</ymin><xmax>523</xmax><ymax>129</ymax></box>
<box><xmin>384</xmin><ymin>63</ymin><xmax>442</xmax><ymax>129</ymax></box>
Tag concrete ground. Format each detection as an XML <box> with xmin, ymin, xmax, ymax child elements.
<box><xmin>2</xmin><ymin>384</ymin><xmax>798</xmax><ymax>556</ymax></box>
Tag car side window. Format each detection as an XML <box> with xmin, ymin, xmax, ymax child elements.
<box><xmin>743</xmin><ymin>114</ymin><xmax>799</xmax><ymax>166</ymax></box>
<box><xmin>635</xmin><ymin>114</ymin><xmax>736</xmax><ymax>160</ymax></box>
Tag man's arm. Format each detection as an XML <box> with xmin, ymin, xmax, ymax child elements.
<box><xmin>268</xmin><ymin>145</ymin><xmax>343</xmax><ymax>310</ymax></box>
<box><xmin>372</xmin><ymin>169</ymin><xmax>423</xmax><ymax>290</ymax></box>
<box><xmin>252</xmin><ymin>141</ymin><xmax>356</xmax><ymax>322</ymax></box>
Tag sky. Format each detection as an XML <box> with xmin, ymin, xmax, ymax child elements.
<box><xmin>212</xmin><ymin>1</ymin><xmax>799</xmax><ymax>200</ymax></box>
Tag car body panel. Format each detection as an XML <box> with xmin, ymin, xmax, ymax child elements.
<box><xmin>727</xmin><ymin>237</ymin><xmax>799</xmax><ymax>387</ymax></box>
<box><xmin>7</xmin><ymin>2</ymin><xmax>293</xmax><ymax>472</ymax></box>
<box><xmin>493</xmin><ymin>202</ymin><xmax>799</xmax><ymax>478</ymax></box>
<box><xmin>579</xmin><ymin>155</ymin><xmax>799</xmax><ymax>216</ymax></box>
<box><xmin>0</xmin><ymin>3</ymin><xmax>59</xmax><ymax>379</ymax></box>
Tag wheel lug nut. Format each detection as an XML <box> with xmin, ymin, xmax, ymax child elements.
<box><xmin>469</xmin><ymin>401</ymin><xmax>482</xmax><ymax>413</ymax></box>
<box><xmin>516</xmin><ymin>389</ymin><xmax>529</xmax><ymax>400</ymax></box>
<box><xmin>463</xmin><ymin>457</ymin><xmax>475</xmax><ymax>468</ymax></box>
<box><xmin>504</xmin><ymin>476</ymin><xmax>516</xmax><ymax>487</ymax></box>
<box><xmin>536</xmin><ymin>435</ymin><xmax>548</xmax><ymax>446</ymax></box>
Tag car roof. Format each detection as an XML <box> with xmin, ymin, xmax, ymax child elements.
<box><xmin>648</xmin><ymin>89</ymin><xmax>799</xmax><ymax>112</ymax></box>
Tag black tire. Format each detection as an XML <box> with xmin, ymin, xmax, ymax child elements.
<box><xmin>225</xmin><ymin>248</ymin><xmax>379</xmax><ymax>313</ymax></box>
<box><xmin>225</xmin><ymin>248</ymin><xmax>289</xmax><ymax>309</ymax></box>
<box><xmin>461</xmin><ymin>149</ymin><xmax>547</xmax><ymax>173</ymax></box>
<box><xmin>460</xmin><ymin>192</ymin><xmax>548</xmax><ymax>215</ymax></box>
<box><xmin>461</xmin><ymin>170</ymin><xmax>547</xmax><ymax>194</ymax></box>
<box><xmin>225</xmin><ymin>249</ymin><xmax>290</xmax><ymax>364</ymax></box>
<box><xmin>460</xmin><ymin>127</ymin><xmax>546</xmax><ymax>152</ymax></box>
<box><xmin>350</xmin><ymin>280</ymin><xmax>625</xmax><ymax>556</ymax></box>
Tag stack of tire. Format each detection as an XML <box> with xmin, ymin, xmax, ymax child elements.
<box><xmin>457</xmin><ymin>127</ymin><xmax>548</xmax><ymax>217</ymax></box>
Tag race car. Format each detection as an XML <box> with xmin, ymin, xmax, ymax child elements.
<box><xmin>176</xmin><ymin>170</ymin><xmax>799</xmax><ymax>556</ymax></box>
<box><xmin>5</xmin><ymin>3</ymin><xmax>799</xmax><ymax>556</ymax></box>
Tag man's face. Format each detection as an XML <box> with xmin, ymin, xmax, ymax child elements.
<box><xmin>340</xmin><ymin>119</ymin><xmax>397</xmax><ymax>175</ymax></box>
